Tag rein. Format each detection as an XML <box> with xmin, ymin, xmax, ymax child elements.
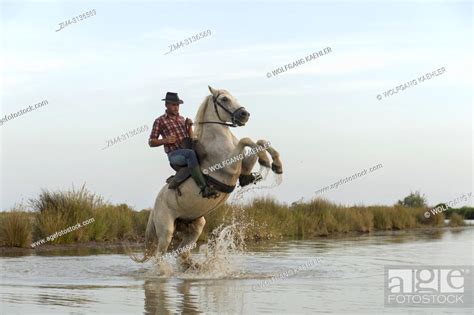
<box><xmin>193</xmin><ymin>93</ymin><xmax>247</xmax><ymax>192</ymax></box>
<box><xmin>197</xmin><ymin>94</ymin><xmax>245</xmax><ymax>127</ymax></box>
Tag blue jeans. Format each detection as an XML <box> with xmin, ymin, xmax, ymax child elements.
<box><xmin>167</xmin><ymin>149</ymin><xmax>198</xmax><ymax>168</ymax></box>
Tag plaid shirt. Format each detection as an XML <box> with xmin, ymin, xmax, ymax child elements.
<box><xmin>149</xmin><ymin>111</ymin><xmax>188</xmax><ymax>153</ymax></box>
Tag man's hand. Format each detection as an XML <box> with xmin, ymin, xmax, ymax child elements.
<box><xmin>165</xmin><ymin>135</ymin><xmax>177</xmax><ymax>144</ymax></box>
<box><xmin>185</xmin><ymin>118</ymin><xmax>194</xmax><ymax>139</ymax></box>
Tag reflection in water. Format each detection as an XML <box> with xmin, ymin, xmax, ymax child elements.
<box><xmin>143</xmin><ymin>277</ymin><xmax>248</xmax><ymax>314</ymax></box>
<box><xmin>450</xmin><ymin>227</ymin><xmax>468</xmax><ymax>235</ymax></box>
<box><xmin>383</xmin><ymin>228</ymin><xmax>445</xmax><ymax>243</ymax></box>
<box><xmin>0</xmin><ymin>244</ymin><xmax>143</xmax><ymax>258</ymax></box>
<box><xmin>144</xmin><ymin>279</ymin><xmax>201</xmax><ymax>315</ymax></box>
<box><xmin>0</xmin><ymin>228</ymin><xmax>472</xmax><ymax>314</ymax></box>
<box><xmin>37</xmin><ymin>292</ymin><xmax>93</xmax><ymax>308</ymax></box>
<box><xmin>199</xmin><ymin>279</ymin><xmax>245</xmax><ymax>314</ymax></box>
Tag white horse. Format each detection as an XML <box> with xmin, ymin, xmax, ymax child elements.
<box><xmin>134</xmin><ymin>86</ymin><xmax>283</xmax><ymax>265</ymax></box>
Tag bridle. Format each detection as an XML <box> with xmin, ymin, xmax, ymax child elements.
<box><xmin>197</xmin><ymin>94</ymin><xmax>246</xmax><ymax>127</ymax></box>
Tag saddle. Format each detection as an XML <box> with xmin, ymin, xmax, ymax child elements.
<box><xmin>165</xmin><ymin>138</ymin><xmax>260</xmax><ymax>194</ymax></box>
<box><xmin>165</xmin><ymin>138</ymin><xmax>201</xmax><ymax>190</ymax></box>
<box><xmin>166</xmin><ymin>164</ymin><xmax>191</xmax><ymax>190</ymax></box>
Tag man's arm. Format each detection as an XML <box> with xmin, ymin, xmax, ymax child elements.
<box><xmin>149</xmin><ymin>138</ymin><xmax>172</xmax><ymax>147</ymax></box>
<box><xmin>148</xmin><ymin>119</ymin><xmax>176</xmax><ymax>147</ymax></box>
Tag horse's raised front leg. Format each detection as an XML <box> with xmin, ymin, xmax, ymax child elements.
<box><xmin>236</xmin><ymin>137</ymin><xmax>272</xmax><ymax>169</ymax></box>
<box><xmin>240</xmin><ymin>152</ymin><xmax>258</xmax><ymax>175</ymax></box>
<box><xmin>238</xmin><ymin>150</ymin><xmax>262</xmax><ymax>187</ymax></box>
<box><xmin>236</xmin><ymin>138</ymin><xmax>283</xmax><ymax>174</ymax></box>
<box><xmin>256</xmin><ymin>139</ymin><xmax>283</xmax><ymax>174</ymax></box>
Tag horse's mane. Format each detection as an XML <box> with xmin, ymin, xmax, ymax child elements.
<box><xmin>194</xmin><ymin>95</ymin><xmax>211</xmax><ymax>140</ymax></box>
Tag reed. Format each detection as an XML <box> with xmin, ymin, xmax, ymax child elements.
<box><xmin>0</xmin><ymin>189</ymin><xmax>465</xmax><ymax>248</ymax></box>
<box><xmin>448</xmin><ymin>213</ymin><xmax>465</xmax><ymax>227</ymax></box>
<box><xmin>0</xmin><ymin>207</ymin><xmax>33</xmax><ymax>247</ymax></box>
<box><xmin>202</xmin><ymin>197</ymin><xmax>446</xmax><ymax>241</ymax></box>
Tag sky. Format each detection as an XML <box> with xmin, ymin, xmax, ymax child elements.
<box><xmin>0</xmin><ymin>0</ymin><xmax>472</xmax><ymax>211</ymax></box>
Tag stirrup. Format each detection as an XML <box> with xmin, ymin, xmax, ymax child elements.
<box><xmin>200</xmin><ymin>186</ymin><xmax>220</xmax><ymax>199</ymax></box>
<box><xmin>252</xmin><ymin>172</ymin><xmax>263</xmax><ymax>183</ymax></box>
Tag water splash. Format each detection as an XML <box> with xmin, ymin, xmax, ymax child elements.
<box><xmin>147</xmin><ymin>222</ymin><xmax>247</xmax><ymax>279</ymax></box>
<box><xmin>184</xmin><ymin>222</ymin><xmax>247</xmax><ymax>278</ymax></box>
<box><xmin>148</xmin><ymin>166</ymin><xmax>283</xmax><ymax>278</ymax></box>
<box><xmin>176</xmin><ymin>167</ymin><xmax>284</xmax><ymax>277</ymax></box>
<box><xmin>232</xmin><ymin>166</ymin><xmax>283</xmax><ymax>202</ymax></box>
<box><xmin>179</xmin><ymin>167</ymin><xmax>283</xmax><ymax>277</ymax></box>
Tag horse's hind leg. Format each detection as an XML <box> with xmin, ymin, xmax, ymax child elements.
<box><xmin>153</xmin><ymin>210</ymin><xmax>175</xmax><ymax>257</ymax></box>
<box><xmin>176</xmin><ymin>216</ymin><xmax>206</xmax><ymax>268</ymax></box>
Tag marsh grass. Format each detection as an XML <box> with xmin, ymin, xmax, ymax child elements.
<box><xmin>0</xmin><ymin>189</ymin><xmax>464</xmax><ymax>248</ymax></box>
<box><xmin>201</xmin><ymin>197</ymin><xmax>447</xmax><ymax>241</ymax></box>
<box><xmin>94</xmin><ymin>204</ymin><xmax>135</xmax><ymax>241</ymax></box>
<box><xmin>0</xmin><ymin>207</ymin><xmax>33</xmax><ymax>247</ymax></box>
<box><xmin>1</xmin><ymin>186</ymin><xmax>147</xmax><ymax>247</ymax></box>
<box><xmin>449</xmin><ymin>213</ymin><xmax>465</xmax><ymax>227</ymax></box>
<box><xmin>31</xmin><ymin>185</ymin><xmax>101</xmax><ymax>243</ymax></box>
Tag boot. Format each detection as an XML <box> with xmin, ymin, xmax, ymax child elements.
<box><xmin>190</xmin><ymin>166</ymin><xmax>220</xmax><ymax>199</ymax></box>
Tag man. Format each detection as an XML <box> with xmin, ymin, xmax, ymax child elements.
<box><xmin>149</xmin><ymin>92</ymin><xmax>219</xmax><ymax>199</ymax></box>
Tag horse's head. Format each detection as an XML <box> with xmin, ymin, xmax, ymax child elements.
<box><xmin>208</xmin><ymin>86</ymin><xmax>250</xmax><ymax>126</ymax></box>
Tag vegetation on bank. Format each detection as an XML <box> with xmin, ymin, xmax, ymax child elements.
<box><xmin>0</xmin><ymin>187</ymin><xmax>471</xmax><ymax>248</ymax></box>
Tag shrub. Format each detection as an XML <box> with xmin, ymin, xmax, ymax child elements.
<box><xmin>397</xmin><ymin>191</ymin><xmax>427</xmax><ymax>208</ymax></box>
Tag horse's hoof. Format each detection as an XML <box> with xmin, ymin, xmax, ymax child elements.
<box><xmin>239</xmin><ymin>173</ymin><xmax>263</xmax><ymax>187</ymax></box>
<box><xmin>178</xmin><ymin>255</ymin><xmax>201</xmax><ymax>271</ymax></box>
<box><xmin>258</xmin><ymin>159</ymin><xmax>271</xmax><ymax>168</ymax></box>
<box><xmin>182</xmin><ymin>261</ymin><xmax>201</xmax><ymax>272</ymax></box>
<box><xmin>271</xmin><ymin>163</ymin><xmax>283</xmax><ymax>174</ymax></box>
<box><xmin>186</xmin><ymin>262</ymin><xmax>202</xmax><ymax>271</ymax></box>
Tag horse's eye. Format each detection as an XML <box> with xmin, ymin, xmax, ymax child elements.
<box><xmin>222</xmin><ymin>96</ymin><xmax>228</xmax><ymax>102</ymax></box>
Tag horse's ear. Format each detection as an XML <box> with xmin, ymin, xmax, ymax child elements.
<box><xmin>208</xmin><ymin>85</ymin><xmax>218</xmax><ymax>96</ymax></box>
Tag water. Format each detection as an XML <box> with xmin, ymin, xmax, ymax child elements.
<box><xmin>1</xmin><ymin>227</ymin><xmax>473</xmax><ymax>314</ymax></box>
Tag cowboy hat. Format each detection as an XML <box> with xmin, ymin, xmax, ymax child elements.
<box><xmin>162</xmin><ymin>92</ymin><xmax>184</xmax><ymax>104</ymax></box>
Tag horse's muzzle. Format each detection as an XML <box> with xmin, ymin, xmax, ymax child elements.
<box><xmin>234</xmin><ymin>108</ymin><xmax>250</xmax><ymax>126</ymax></box>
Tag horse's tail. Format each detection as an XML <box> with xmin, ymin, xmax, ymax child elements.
<box><xmin>130</xmin><ymin>211</ymin><xmax>157</xmax><ymax>263</ymax></box>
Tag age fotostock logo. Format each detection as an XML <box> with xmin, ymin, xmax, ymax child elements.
<box><xmin>384</xmin><ymin>266</ymin><xmax>473</xmax><ymax>308</ymax></box>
